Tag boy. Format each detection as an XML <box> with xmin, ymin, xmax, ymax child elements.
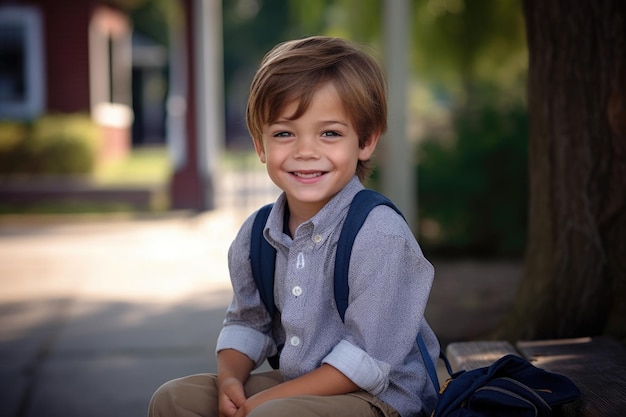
<box><xmin>149</xmin><ymin>36</ymin><xmax>440</xmax><ymax>417</ymax></box>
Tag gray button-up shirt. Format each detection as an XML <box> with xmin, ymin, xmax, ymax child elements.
<box><xmin>217</xmin><ymin>176</ymin><xmax>439</xmax><ymax>416</ymax></box>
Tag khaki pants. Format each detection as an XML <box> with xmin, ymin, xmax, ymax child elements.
<box><xmin>148</xmin><ymin>371</ymin><xmax>400</xmax><ymax>417</ymax></box>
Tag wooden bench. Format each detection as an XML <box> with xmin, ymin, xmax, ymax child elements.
<box><xmin>445</xmin><ymin>336</ymin><xmax>626</xmax><ymax>417</ymax></box>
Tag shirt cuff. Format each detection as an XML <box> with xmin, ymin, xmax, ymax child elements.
<box><xmin>322</xmin><ymin>339</ymin><xmax>390</xmax><ymax>395</ymax></box>
<box><xmin>216</xmin><ymin>324</ymin><xmax>277</xmax><ymax>367</ymax></box>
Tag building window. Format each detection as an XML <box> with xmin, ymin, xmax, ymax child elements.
<box><xmin>0</xmin><ymin>6</ymin><xmax>44</xmax><ymax>120</ymax></box>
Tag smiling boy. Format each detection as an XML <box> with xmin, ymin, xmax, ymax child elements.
<box><xmin>149</xmin><ymin>36</ymin><xmax>440</xmax><ymax>417</ymax></box>
<box><xmin>254</xmin><ymin>80</ymin><xmax>377</xmax><ymax>231</ymax></box>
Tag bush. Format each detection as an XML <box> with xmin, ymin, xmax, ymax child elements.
<box><xmin>0</xmin><ymin>122</ymin><xmax>28</xmax><ymax>173</ymax></box>
<box><xmin>0</xmin><ymin>114</ymin><xmax>101</xmax><ymax>175</ymax></box>
<box><xmin>417</xmin><ymin>102</ymin><xmax>529</xmax><ymax>258</ymax></box>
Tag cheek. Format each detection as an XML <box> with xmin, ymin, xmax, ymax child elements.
<box><xmin>263</xmin><ymin>147</ymin><xmax>286</xmax><ymax>168</ymax></box>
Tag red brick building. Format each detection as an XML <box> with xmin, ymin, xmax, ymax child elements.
<box><xmin>0</xmin><ymin>0</ymin><xmax>221</xmax><ymax>211</ymax></box>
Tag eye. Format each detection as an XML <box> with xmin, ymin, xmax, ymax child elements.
<box><xmin>272</xmin><ymin>131</ymin><xmax>292</xmax><ymax>138</ymax></box>
<box><xmin>321</xmin><ymin>130</ymin><xmax>341</xmax><ymax>138</ymax></box>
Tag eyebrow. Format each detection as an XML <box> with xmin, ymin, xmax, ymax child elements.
<box><xmin>320</xmin><ymin>119</ymin><xmax>349</xmax><ymax>126</ymax></box>
<box><xmin>269</xmin><ymin>118</ymin><xmax>349</xmax><ymax>127</ymax></box>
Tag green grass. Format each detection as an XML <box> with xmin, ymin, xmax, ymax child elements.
<box><xmin>93</xmin><ymin>146</ymin><xmax>172</xmax><ymax>186</ymax></box>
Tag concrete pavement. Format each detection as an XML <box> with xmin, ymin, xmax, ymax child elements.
<box><xmin>0</xmin><ymin>209</ymin><xmax>244</xmax><ymax>417</ymax></box>
<box><xmin>0</xmin><ymin>180</ymin><xmax>522</xmax><ymax>417</ymax></box>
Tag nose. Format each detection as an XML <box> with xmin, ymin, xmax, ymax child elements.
<box><xmin>293</xmin><ymin>135</ymin><xmax>319</xmax><ymax>159</ymax></box>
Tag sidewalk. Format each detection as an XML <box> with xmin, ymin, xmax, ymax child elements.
<box><xmin>0</xmin><ymin>182</ymin><xmax>522</xmax><ymax>417</ymax></box>
<box><xmin>0</xmin><ymin>209</ymin><xmax>243</xmax><ymax>417</ymax></box>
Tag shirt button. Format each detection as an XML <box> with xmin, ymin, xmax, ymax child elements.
<box><xmin>292</xmin><ymin>286</ymin><xmax>303</xmax><ymax>297</ymax></box>
<box><xmin>290</xmin><ymin>336</ymin><xmax>301</xmax><ymax>347</ymax></box>
<box><xmin>313</xmin><ymin>234</ymin><xmax>322</xmax><ymax>243</ymax></box>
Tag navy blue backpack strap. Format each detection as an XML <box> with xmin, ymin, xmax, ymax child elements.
<box><xmin>334</xmin><ymin>189</ymin><xmax>403</xmax><ymax>321</ymax></box>
<box><xmin>334</xmin><ymin>189</ymin><xmax>444</xmax><ymax>392</ymax></box>
<box><xmin>250</xmin><ymin>203</ymin><xmax>282</xmax><ymax>369</ymax></box>
<box><xmin>417</xmin><ymin>333</ymin><xmax>449</xmax><ymax>393</ymax></box>
<box><xmin>250</xmin><ymin>203</ymin><xmax>276</xmax><ymax>317</ymax></box>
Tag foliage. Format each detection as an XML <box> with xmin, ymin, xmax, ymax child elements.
<box><xmin>222</xmin><ymin>0</ymin><xmax>292</xmax><ymax>90</ymax></box>
<box><xmin>417</xmin><ymin>97</ymin><xmax>529</xmax><ymax>258</ymax></box>
<box><xmin>411</xmin><ymin>0</ymin><xmax>527</xmax><ymax>99</ymax></box>
<box><xmin>406</xmin><ymin>0</ymin><xmax>529</xmax><ymax>257</ymax></box>
<box><xmin>106</xmin><ymin>0</ymin><xmax>179</xmax><ymax>46</ymax></box>
<box><xmin>0</xmin><ymin>114</ymin><xmax>102</xmax><ymax>175</ymax></box>
<box><xmin>93</xmin><ymin>146</ymin><xmax>171</xmax><ymax>185</ymax></box>
<box><xmin>221</xmin><ymin>0</ymin><xmax>296</xmax><ymax>146</ymax></box>
<box><xmin>0</xmin><ymin>122</ymin><xmax>27</xmax><ymax>153</ymax></box>
<box><xmin>287</xmin><ymin>0</ymin><xmax>381</xmax><ymax>44</ymax></box>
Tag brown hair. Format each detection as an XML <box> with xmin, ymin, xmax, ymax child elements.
<box><xmin>246</xmin><ymin>36</ymin><xmax>387</xmax><ymax>181</ymax></box>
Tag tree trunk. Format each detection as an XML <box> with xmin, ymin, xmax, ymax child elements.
<box><xmin>497</xmin><ymin>0</ymin><xmax>626</xmax><ymax>341</ymax></box>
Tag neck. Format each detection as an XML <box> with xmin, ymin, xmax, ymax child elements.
<box><xmin>284</xmin><ymin>199</ymin><xmax>324</xmax><ymax>236</ymax></box>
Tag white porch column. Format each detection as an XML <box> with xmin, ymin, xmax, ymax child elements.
<box><xmin>194</xmin><ymin>0</ymin><xmax>224</xmax><ymax>210</ymax></box>
<box><xmin>382</xmin><ymin>0</ymin><xmax>415</xmax><ymax>230</ymax></box>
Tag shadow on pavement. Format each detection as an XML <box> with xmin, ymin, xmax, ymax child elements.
<box><xmin>1</xmin><ymin>291</ymin><xmax>232</xmax><ymax>417</ymax></box>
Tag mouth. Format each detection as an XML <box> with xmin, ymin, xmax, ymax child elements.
<box><xmin>291</xmin><ymin>171</ymin><xmax>325</xmax><ymax>179</ymax></box>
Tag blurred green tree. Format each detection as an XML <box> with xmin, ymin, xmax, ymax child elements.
<box><xmin>411</xmin><ymin>0</ymin><xmax>527</xmax><ymax>101</ymax></box>
<box><xmin>409</xmin><ymin>1</ymin><xmax>529</xmax><ymax>257</ymax></box>
<box><xmin>418</xmin><ymin>99</ymin><xmax>528</xmax><ymax>257</ymax></box>
<box><xmin>287</xmin><ymin>0</ymin><xmax>381</xmax><ymax>44</ymax></box>
<box><xmin>109</xmin><ymin>0</ymin><xmax>180</xmax><ymax>45</ymax></box>
<box><xmin>222</xmin><ymin>0</ymin><xmax>293</xmax><ymax>146</ymax></box>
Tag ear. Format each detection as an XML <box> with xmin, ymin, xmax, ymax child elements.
<box><xmin>253</xmin><ymin>138</ymin><xmax>267</xmax><ymax>164</ymax></box>
<box><xmin>358</xmin><ymin>131</ymin><xmax>380</xmax><ymax>161</ymax></box>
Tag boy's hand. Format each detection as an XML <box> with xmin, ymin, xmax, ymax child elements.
<box><xmin>218</xmin><ymin>377</ymin><xmax>247</xmax><ymax>417</ymax></box>
<box><xmin>232</xmin><ymin>391</ymin><xmax>270</xmax><ymax>417</ymax></box>
<box><xmin>217</xmin><ymin>349</ymin><xmax>255</xmax><ymax>417</ymax></box>
<box><xmin>232</xmin><ymin>364</ymin><xmax>359</xmax><ymax>416</ymax></box>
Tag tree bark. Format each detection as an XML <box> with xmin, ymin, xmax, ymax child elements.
<box><xmin>497</xmin><ymin>0</ymin><xmax>626</xmax><ymax>341</ymax></box>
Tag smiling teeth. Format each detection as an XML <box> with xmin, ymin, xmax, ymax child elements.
<box><xmin>294</xmin><ymin>172</ymin><xmax>322</xmax><ymax>178</ymax></box>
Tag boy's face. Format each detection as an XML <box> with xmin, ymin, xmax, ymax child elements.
<box><xmin>255</xmin><ymin>82</ymin><xmax>378</xmax><ymax>217</ymax></box>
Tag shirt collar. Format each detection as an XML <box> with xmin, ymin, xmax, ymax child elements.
<box><xmin>264</xmin><ymin>176</ymin><xmax>365</xmax><ymax>249</ymax></box>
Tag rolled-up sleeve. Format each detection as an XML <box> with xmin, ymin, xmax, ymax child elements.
<box><xmin>216</xmin><ymin>324</ymin><xmax>277</xmax><ymax>366</ymax></box>
<box><xmin>334</xmin><ymin>206</ymin><xmax>435</xmax><ymax>394</ymax></box>
<box><xmin>216</xmin><ymin>212</ymin><xmax>277</xmax><ymax>367</ymax></box>
<box><xmin>322</xmin><ymin>339</ymin><xmax>390</xmax><ymax>395</ymax></box>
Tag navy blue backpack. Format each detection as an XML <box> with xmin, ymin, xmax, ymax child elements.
<box><xmin>249</xmin><ymin>189</ymin><xmax>581</xmax><ymax>416</ymax></box>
